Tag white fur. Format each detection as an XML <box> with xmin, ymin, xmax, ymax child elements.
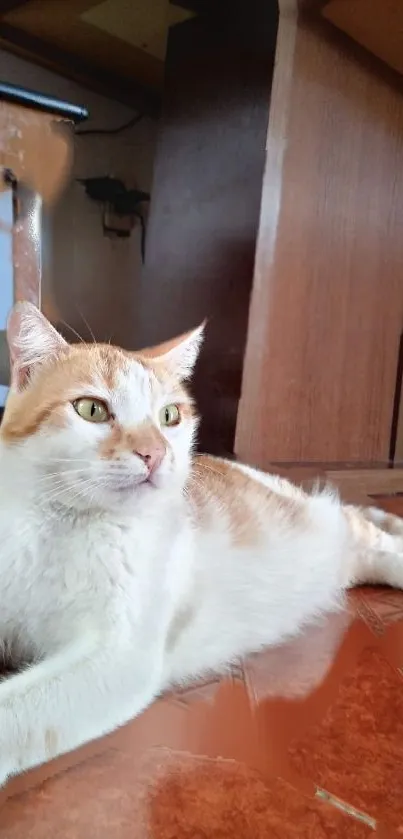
<box><xmin>7</xmin><ymin>302</ymin><xmax>67</xmax><ymax>384</ymax></box>
<box><xmin>152</xmin><ymin>322</ymin><xmax>205</xmax><ymax>380</ymax></box>
<box><xmin>0</xmin><ymin>305</ymin><xmax>402</xmax><ymax>784</ymax></box>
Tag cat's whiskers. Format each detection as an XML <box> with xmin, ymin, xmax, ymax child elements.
<box><xmin>25</xmin><ymin>456</ymin><xmax>139</xmax><ymax>470</ymax></box>
<box><xmin>191</xmin><ymin>462</ymin><xmax>226</xmax><ymax>479</ymax></box>
<box><xmin>77</xmin><ymin>308</ymin><xmax>97</xmax><ymax>345</ymax></box>
<box><xmin>36</xmin><ymin>468</ymin><xmax>94</xmax><ymax>484</ymax></box>
<box><xmin>36</xmin><ymin>465</ymin><xmax>136</xmax><ymax>488</ymax></box>
<box><xmin>39</xmin><ymin>475</ymin><xmax>101</xmax><ymax>507</ymax></box>
<box><xmin>60</xmin><ymin>319</ymin><xmax>89</xmax><ymax>349</ymax></box>
<box><xmin>187</xmin><ymin>470</ymin><xmax>216</xmax><ymax>489</ymax></box>
<box><xmin>182</xmin><ymin>484</ymin><xmax>199</xmax><ymax>517</ymax></box>
<box><xmin>60</xmin><ymin>477</ymin><xmax>102</xmax><ymax>509</ymax></box>
<box><xmin>24</xmin><ymin>456</ymin><xmax>97</xmax><ymax>465</ymax></box>
<box><xmin>39</xmin><ymin>470</ymin><xmax>97</xmax><ymax>498</ymax></box>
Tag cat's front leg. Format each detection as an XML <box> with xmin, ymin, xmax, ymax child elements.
<box><xmin>0</xmin><ymin>629</ymin><xmax>161</xmax><ymax>785</ymax></box>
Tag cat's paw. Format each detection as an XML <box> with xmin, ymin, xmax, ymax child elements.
<box><xmin>0</xmin><ymin>740</ymin><xmax>15</xmax><ymax>787</ymax></box>
<box><xmin>0</xmin><ymin>705</ymin><xmax>37</xmax><ymax>786</ymax></box>
<box><xmin>0</xmin><ymin>764</ymin><xmax>11</xmax><ymax>788</ymax></box>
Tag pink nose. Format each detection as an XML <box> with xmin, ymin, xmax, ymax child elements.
<box><xmin>135</xmin><ymin>444</ymin><xmax>165</xmax><ymax>474</ymax></box>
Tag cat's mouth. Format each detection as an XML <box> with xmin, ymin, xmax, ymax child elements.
<box><xmin>110</xmin><ymin>474</ymin><xmax>156</xmax><ymax>493</ymax></box>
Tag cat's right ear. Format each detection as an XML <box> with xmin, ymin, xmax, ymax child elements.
<box><xmin>7</xmin><ymin>301</ymin><xmax>68</xmax><ymax>390</ymax></box>
<box><xmin>140</xmin><ymin>323</ymin><xmax>205</xmax><ymax>381</ymax></box>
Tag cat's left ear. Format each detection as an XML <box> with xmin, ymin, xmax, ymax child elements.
<box><xmin>141</xmin><ymin>322</ymin><xmax>205</xmax><ymax>380</ymax></box>
<box><xmin>7</xmin><ymin>301</ymin><xmax>68</xmax><ymax>390</ymax></box>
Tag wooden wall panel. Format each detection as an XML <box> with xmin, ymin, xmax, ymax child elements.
<box><xmin>323</xmin><ymin>0</ymin><xmax>403</xmax><ymax>79</ymax></box>
<box><xmin>235</xmin><ymin>8</ymin><xmax>403</xmax><ymax>467</ymax></box>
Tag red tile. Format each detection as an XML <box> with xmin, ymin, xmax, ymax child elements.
<box><xmin>353</xmin><ymin>587</ymin><xmax>403</xmax><ymax>636</ymax></box>
<box><xmin>244</xmin><ymin>609</ymin><xmax>354</xmax><ymax>702</ymax></box>
<box><xmin>377</xmin><ymin>617</ymin><xmax>403</xmax><ymax>672</ymax></box>
<box><xmin>0</xmin><ymin>749</ymin><xmax>375</xmax><ymax>838</ymax></box>
<box><xmin>2</xmin><ymin>500</ymin><xmax>403</xmax><ymax>839</ymax></box>
<box><xmin>171</xmin><ymin>678</ymin><xmax>221</xmax><ymax>706</ymax></box>
<box><xmin>172</xmin><ymin>664</ymin><xmax>244</xmax><ymax>707</ymax></box>
<box><xmin>288</xmin><ymin>647</ymin><xmax>403</xmax><ymax>831</ymax></box>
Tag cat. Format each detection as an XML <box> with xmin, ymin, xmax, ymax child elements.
<box><xmin>0</xmin><ymin>300</ymin><xmax>402</xmax><ymax>785</ymax></box>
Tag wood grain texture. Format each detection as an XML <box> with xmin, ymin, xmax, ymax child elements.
<box><xmin>0</xmin><ymin>102</ymin><xmax>72</xmax><ymax>205</ymax></box>
<box><xmin>393</xmin><ymin>375</ymin><xmax>403</xmax><ymax>465</ymax></box>
<box><xmin>269</xmin><ymin>465</ymin><xmax>403</xmax><ymax>502</ymax></box>
<box><xmin>326</xmin><ymin>469</ymin><xmax>403</xmax><ymax>496</ymax></box>
<box><xmin>13</xmin><ymin>187</ymin><xmax>41</xmax><ymax>306</ymax></box>
<box><xmin>0</xmin><ymin>102</ymin><xmax>73</xmax><ymax>305</ymax></box>
<box><xmin>235</xmin><ymin>11</ymin><xmax>403</xmax><ymax>467</ymax></box>
<box><xmin>323</xmin><ymin>0</ymin><xmax>403</xmax><ymax>78</ymax></box>
<box><xmin>0</xmin><ymin>102</ymin><xmax>74</xmax><ymax>308</ymax></box>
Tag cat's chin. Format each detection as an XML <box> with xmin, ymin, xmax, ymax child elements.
<box><xmin>99</xmin><ymin>473</ymin><xmax>171</xmax><ymax>508</ymax></box>
<box><xmin>110</xmin><ymin>469</ymin><xmax>170</xmax><ymax>493</ymax></box>
<box><xmin>112</xmin><ymin>479</ymin><xmax>156</xmax><ymax>497</ymax></box>
<box><xmin>110</xmin><ymin>475</ymin><xmax>152</xmax><ymax>492</ymax></box>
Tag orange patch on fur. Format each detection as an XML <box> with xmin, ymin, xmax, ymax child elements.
<box><xmin>98</xmin><ymin>421</ymin><xmax>167</xmax><ymax>460</ymax></box>
<box><xmin>188</xmin><ymin>455</ymin><xmax>305</xmax><ymax>548</ymax></box>
<box><xmin>177</xmin><ymin>401</ymin><xmax>195</xmax><ymax>421</ymax></box>
<box><xmin>1</xmin><ymin>343</ymin><xmax>125</xmax><ymax>442</ymax></box>
<box><xmin>139</xmin><ymin>328</ymin><xmax>199</xmax><ymax>360</ymax></box>
<box><xmin>1</xmin><ymin>328</ymin><xmax>197</xmax><ymax>444</ymax></box>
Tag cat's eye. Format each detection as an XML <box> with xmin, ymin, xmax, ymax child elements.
<box><xmin>160</xmin><ymin>404</ymin><xmax>181</xmax><ymax>427</ymax></box>
<box><xmin>73</xmin><ymin>398</ymin><xmax>110</xmax><ymax>424</ymax></box>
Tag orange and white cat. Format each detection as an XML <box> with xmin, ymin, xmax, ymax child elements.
<box><xmin>0</xmin><ymin>301</ymin><xmax>402</xmax><ymax>784</ymax></box>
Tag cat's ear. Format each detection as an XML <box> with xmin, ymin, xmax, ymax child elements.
<box><xmin>7</xmin><ymin>301</ymin><xmax>68</xmax><ymax>389</ymax></box>
<box><xmin>141</xmin><ymin>322</ymin><xmax>205</xmax><ymax>380</ymax></box>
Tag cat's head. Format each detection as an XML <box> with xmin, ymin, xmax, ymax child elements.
<box><xmin>1</xmin><ymin>302</ymin><xmax>204</xmax><ymax>513</ymax></box>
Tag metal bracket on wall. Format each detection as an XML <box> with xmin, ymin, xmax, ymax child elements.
<box><xmin>77</xmin><ymin>176</ymin><xmax>150</xmax><ymax>261</ymax></box>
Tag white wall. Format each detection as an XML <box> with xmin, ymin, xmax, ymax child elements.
<box><xmin>0</xmin><ymin>50</ymin><xmax>158</xmax><ymax>347</ymax></box>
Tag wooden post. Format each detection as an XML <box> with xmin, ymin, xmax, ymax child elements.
<box><xmin>236</xmin><ymin>3</ymin><xmax>403</xmax><ymax>467</ymax></box>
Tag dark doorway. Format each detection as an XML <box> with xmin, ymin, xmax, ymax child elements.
<box><xmin>137</xmin><ymin>0</ymin><xmax>278</xmax><ymax>454</ymax></box>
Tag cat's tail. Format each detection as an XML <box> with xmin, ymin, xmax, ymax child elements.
<box><xmin>361</xmin><ymin>504</ymin><xmax>403</xmax><ymax>537</ymax></box>
<box><xmin>343</xmin><ymin>503</ymin><xmax>403</xmax><ymax>589</ymax></box>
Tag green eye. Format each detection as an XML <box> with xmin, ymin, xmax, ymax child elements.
<box><xmin>160</xmin><ymin>404</ymin><xmax>181</xmax><ymax>427</ymax></box>
<box><xmin>73</xmin><ymin>398</ymin><xmax>109</xmax><ymax>423</ymax></box>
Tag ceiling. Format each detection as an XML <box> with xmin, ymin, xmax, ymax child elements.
<box><xmin>0</xmin><ymin>0</ymin><xmax>197</xmax><ymax>111</ymax></box>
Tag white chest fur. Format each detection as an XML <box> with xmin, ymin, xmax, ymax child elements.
<box><xmin>0</xmin><ymin>500</ymin><xmax>180</xmax><ymax>661</ymax></box>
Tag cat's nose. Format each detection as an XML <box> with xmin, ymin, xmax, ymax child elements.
<box><xmin>135</xmin><ymin>443</ymin><xmax>165</xmax><ymax>474</ymax></box>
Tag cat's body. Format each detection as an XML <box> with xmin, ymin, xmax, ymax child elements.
<box><xmin>0</xmin><ymin>301</ymin><xmax>402</xmax><ymax>785</ymax></box>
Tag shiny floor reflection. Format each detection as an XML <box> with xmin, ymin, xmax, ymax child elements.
<box><xmin>1</xmin><ymin>496</ymin><xmax>403</xmax><ymax>837</ymax></box>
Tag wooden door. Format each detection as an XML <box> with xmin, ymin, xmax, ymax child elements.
<box><xmin>235</xmin><ymin>1</ymin><xmax>403</xmax><ymax>469</ymax></box>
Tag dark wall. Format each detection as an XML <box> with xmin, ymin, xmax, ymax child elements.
<box><xmin>137</xmin><ymin>0</ymin><xmax>278</xmax><ymax>454</ymax></box>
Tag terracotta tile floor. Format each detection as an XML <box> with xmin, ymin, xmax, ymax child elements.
<box><xmin>1</xmin><ymin>494</ymin><xmax>403</xmax><ymax>837</ymax></box>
